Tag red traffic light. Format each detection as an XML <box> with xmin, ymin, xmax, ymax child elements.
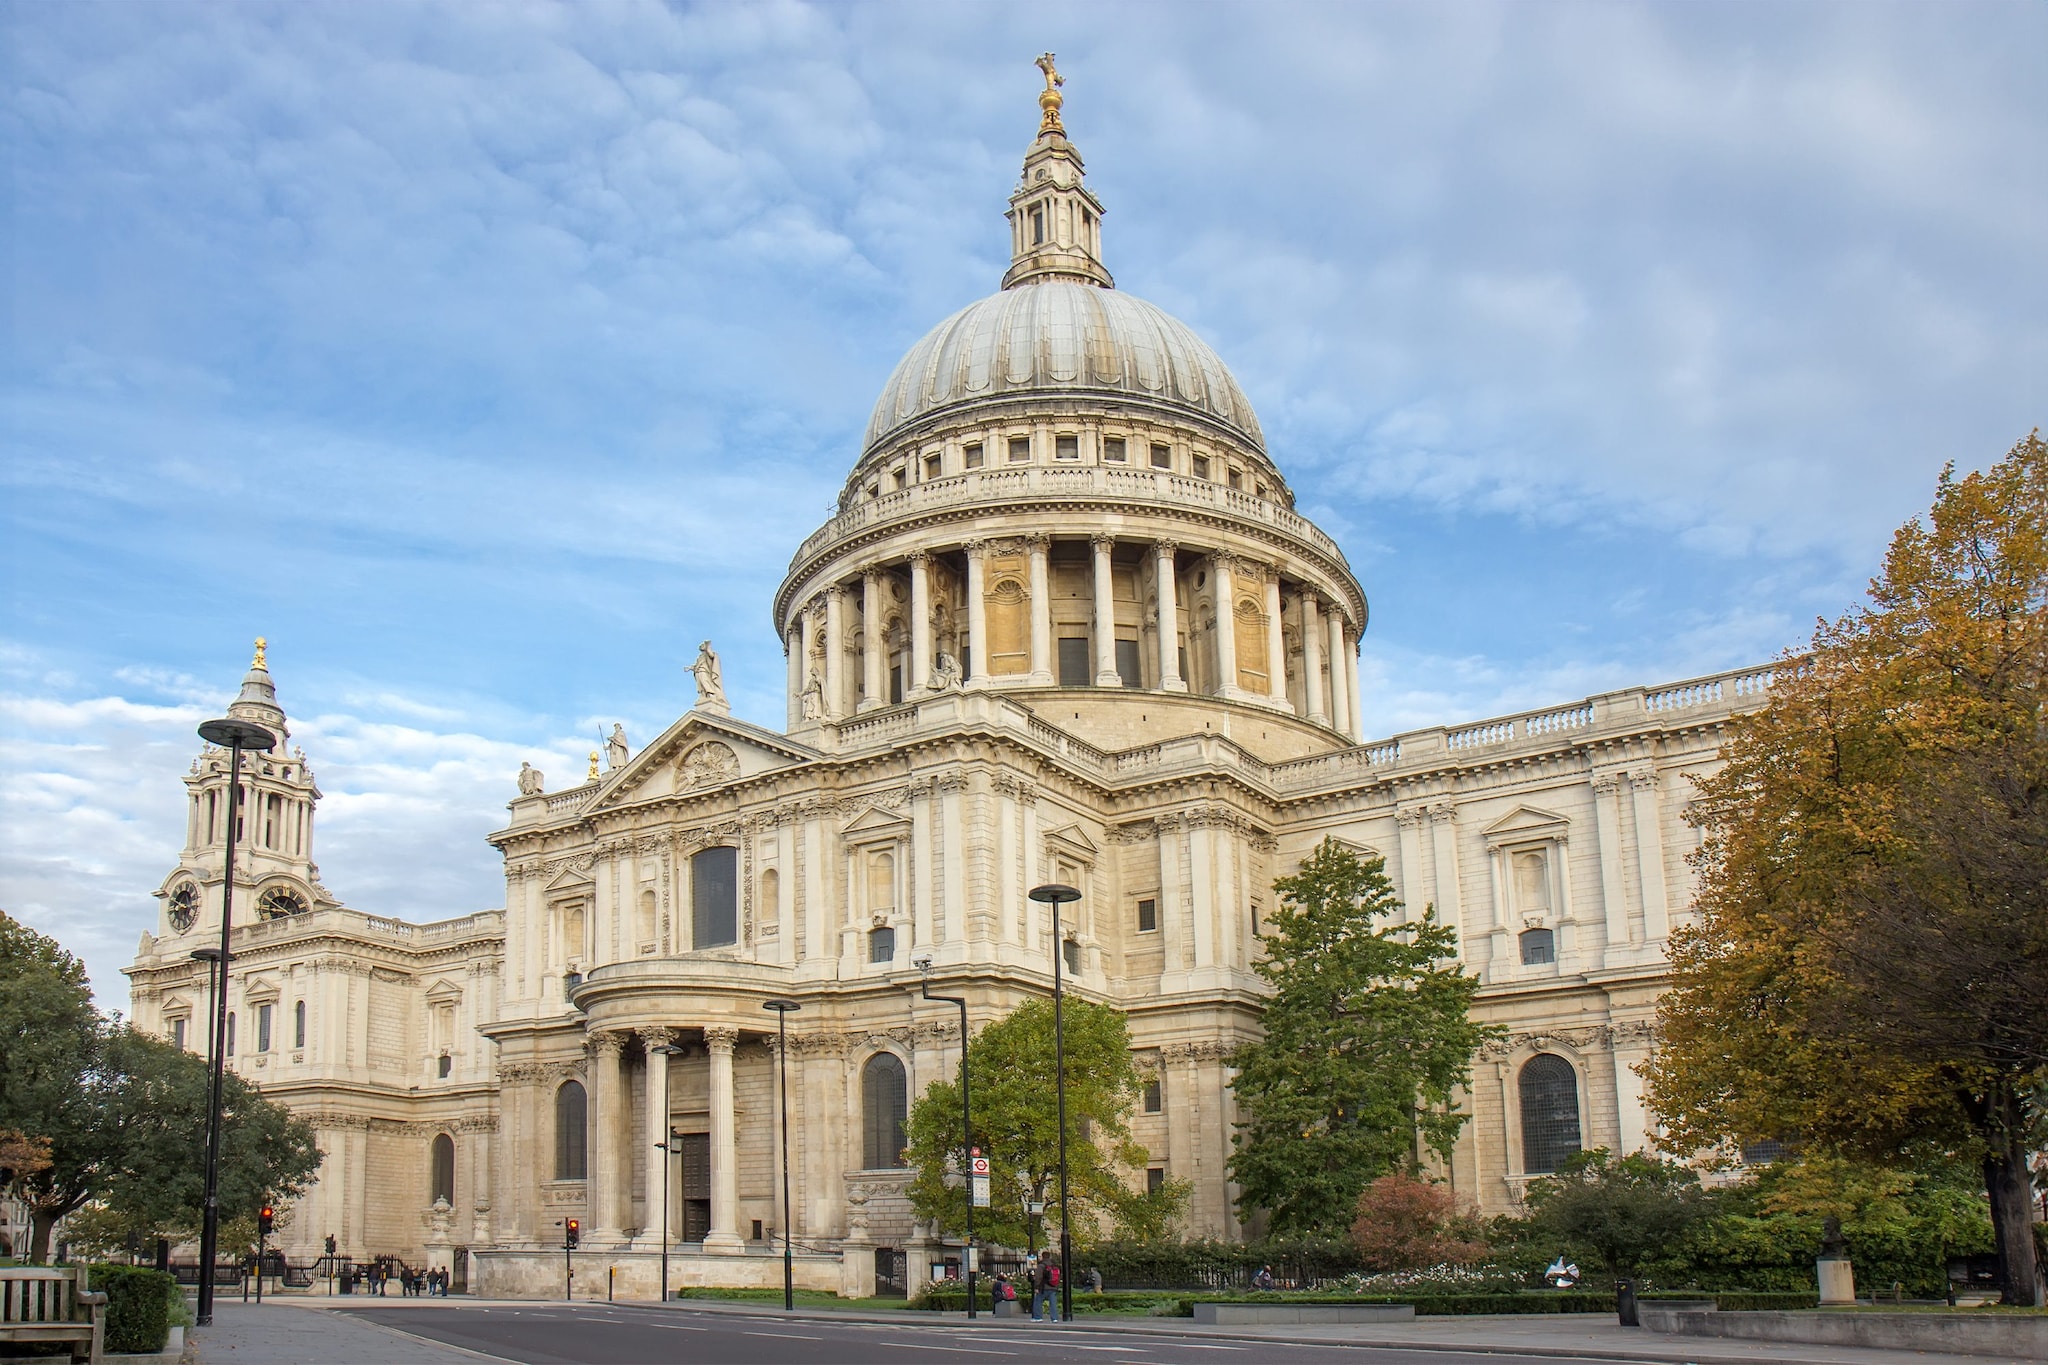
<box><xmin>564</xmin><ymin>1218</ymin><xmax>580</xmax><ymax>1249</ymax></box>
<box><xmin>258</xmin><ymin>1206</ymin><xmax>275</xmax><ymax>1236</ymax></box>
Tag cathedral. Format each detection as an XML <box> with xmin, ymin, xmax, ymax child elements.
<box><xmin>124</xmin><ymin>64</ymin><xmax>1775</xmax><ymax>1299</ymax></box>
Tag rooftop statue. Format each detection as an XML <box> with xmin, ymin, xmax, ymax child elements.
<box><xmin>1035</xmin><ymin>52</ymin><xmax>1064</xmax><ymax>132</ymax></box>
<box><xmin>692</xmin><ymin>640</ymin><xmax>729</xmax><ymax>713</ymax></box>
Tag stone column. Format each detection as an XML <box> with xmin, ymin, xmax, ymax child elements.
<box><xmin>964</xmin><ymin>542</ymin><xmax>987</xmax><ymax>686</ymax></box>
<box><xmin>860</xmin><ymin>569</ymin><xmax>884</xmax><ymax>711</ymax></box>
<box><xmin>703</xmin><ymin>1026</ymin><xmax>742</xmax><ymax>1252</ymax></box>
<box><xmin>1302</xmin><ymin>591</ymin><xmax>1327</xmax><ymax>724</ymax></box>
<box><xmin>1091</xmin><ymin>535</ymin><xmax>1120</xmax><ymax>686</ymax></box>
<box><xmin>1026</xmin><ymin>535</ymin><xmax>1053</xmax><ymax>684</ymax></box>
<box><xmin>1591</xmin><ymin>774</ymin><xmax>1630</xmax><ymax>955</ymax></box>
<box><xmin>1263</xmin><ymin>569</ymin><xmax>1288</xmax><ymax>705</ymax></box>
<box><xmin>1345</xmin><ymin>629</ymin><xmax>1363</xmax><ymax>738</ymax></box>
<box><xmin>1211</xmin><ymin>554</ymin><xmax>1239</xmax><ymax>696</ymax></box>
<box><xmin>586</xmin><ymin>1031</ymin><xmax>628</xmax><ymax>1243</ymax></box>
<box><xmin>824</xmin><ymin>585</ymin><xmax>846</xmax><ymax>719</ymax></box>
<box><xmin>1326</xmin><ymin>611</ymin><xmax>1349</xmax><ymax>740</ymax></box>
<box><xmin>640</xmin><ymin>1028</ymin><xmax>677</xmax><ymax>1249</ymax></box>
<box><xmin>1428</xmin><ymin>805</ymin><xmax>1463</xmax><ymax>946</ymax></box>
<box><xmin>1154</xmin><ymin>541</ymin><xmax>1186</xmax><ymax>692</ymax></box>
<box><xmin>908</xmin><ymin>551</ymin><xmax>932</xmax><ymax>697</ymax></box>
<box><xmin>1629</xmin><ymin>772</ymin><xmax>1671</xmax><ymax>940</ymax></box>
<box><xmin>785</xmin><ymin>625</ymin><xmax>800</xmax><ymax>729</ymax></box>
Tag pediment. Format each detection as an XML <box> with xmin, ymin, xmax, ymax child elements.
<box><xmin>544</xmin><ymin>865</ymin><xmax>595</xmax><ymax>894</ymax></box>
<box><xmin>1043</xmin><ymin>823</ymin><xmax>1099</xmax><ymax>862</ymax></box>
<box><xmin>1482</xmin><ymin>804</ymin><xmax>1571</xmax><ymax>845</ymax></box>
<box><xmin>242</xmin><ymin>973</ymin><xmax>281</xmax><ymax>1004</ymax></box>
<box><xmin>841</xmin><ymin>804</ymin><xmax>912</xmax><ymax>840</ymax></box>
<box><xmin>590</xmin><ymin>713</ymin><xmax>821</xmax><ymax>810</ymax></box>
<box><xmin>423</xmin><ymin>978</ymin><xmax>464</xmax><ymax>1005</ymax></box>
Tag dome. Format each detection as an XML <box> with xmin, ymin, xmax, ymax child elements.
<box><xmin>864</xmin><ymin>280</ymin><xmax>1265</xmax><ymax>456</ymax></box>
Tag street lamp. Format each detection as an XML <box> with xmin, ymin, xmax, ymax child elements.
<box><xmin>1028</xmin><ymin>882</ymin><xmax>1082</xmax><ymax>1324</ymax></box>
<box><xmin>911</xmin><ymin>953</ymin><xmax>975</xmax><ymax>1319</ymax></box>
<box><xmin>653</xmin><ymin>1042</ymin><xmax>685</xmax><ymax>1305</ymax></box>
<box><xmin>190</xmin><ymin>949</ymin><xmax>221</xmax><ymax>1063</ymax></box>
<box><xmin>193</xmin><ymin>714</ymin><xmax>274</xmax><ymax>1328</ymax></box>
<box><xmin>762</xmin><ymin>999</ymin><xmax>801</xmax><ymax>1312</ymax></box>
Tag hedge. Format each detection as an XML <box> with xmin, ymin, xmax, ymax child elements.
<box><xmin>87</xmin><ymin>1265</ymin><xmax>177</xmax><ymax>1354</ymax></box>
<box><xmin>1642</xmin><ymin>1291</ymin><xmax>1819</xmax><ymax>1312</ymax></box>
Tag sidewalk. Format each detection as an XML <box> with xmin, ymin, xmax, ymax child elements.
<box><xmin>206</xmin><ymin>1295</ymin><xmax>2028</xmax><ymax>1365</ymax></box>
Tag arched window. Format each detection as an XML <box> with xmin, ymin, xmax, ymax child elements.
<box><xmin>293</xmin><ymin>1000</ymin><xmax>306</xmax><ymax>1049</ymax></box>
<box><xmin>861</xmin><ymin>1053</ymin><xmax>908</xmax><ymax>1170</ymax></box>
<box><xmin>1519</xmin><ymin>1054</ymin><xmax>1582</xmax><ymax>1174</ymax></box>
<box><xmin>431</xmin><ymin>1133</ymin><xmax>455</xmax><ymax>1204</ymax></box>
<box><xmin>554</xmin><ymin>1080</ymin><xmax>588</xmax><ymax>1180</ymax></box>
<box><xmin>636</xmin><ymin>888</ymin><xmax>657</xmax><ymax>949</ymax></box>
<box><xmin>1519</xmin><ymin>928</ymin><xmax>1555</xmax><ymax>965</ymax></box>
<box><xmin>692</xmin><ymin>847</ymin><xmax>737</xmax><ymax>949</ymax></box>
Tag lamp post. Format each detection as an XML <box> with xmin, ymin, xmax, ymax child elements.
<box><xmin>1028</xmin><ymin>882</ymin><xmax>1082</xmax><ymax>1324</ymax></box>
<box><xmin>762</xmin><ymin>999</ymin><xmax>801</xmax><ymax>1311</ymax></box>
<box><xmin>193</xmin><ymin>714</ymin><xmax>274</xmax><ymax>1328</ymax></box>
<box><xmin>911</xmin><ymin>954</ymin><xmax>975</xmax><ymax>1319</ymax></box>
<box><xmin>190</xmin><ymin>948</ymin><xmax>221</xmax><ymax>1063</ymax></box>
<box><xmin>653</xmin><ymin>1042</ymin><xmax>685</xmax><ymax>1305</ymax></box>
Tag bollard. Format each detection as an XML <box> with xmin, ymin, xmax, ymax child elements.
<box><xmin>1616</xmin><ymin>1278</ymin><xmax>1639</xmax><ymax>1327</ymax></box>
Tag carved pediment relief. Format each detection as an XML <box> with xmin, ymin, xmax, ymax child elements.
<box><xmin>1043</xmin><ymin>823</ymin><xmax>1099</xmax><ymax>865</ymax></box>
<box><xmin>544</xmin><ymin>865</ymin><xmax>595</xmax><ymax>895</ymax></box>
<box><xmin>588</xmin><ymin>713</ymin><xmax>819</xmax><ymax>810</ymax></box>
<box><xmin>423</xmin><ymin>978</ymin><xmax>464</xmax><ymax>1005</ymax></box>
<box><xmin>1482</xmin><ymin>804</ymin><xmax>1571</xmax><ymax>846</ymax></box>
<box><xmin>841</xmin><ymin>804</ymin><xmax>912</xmax><ymax>842</ymax></box>
<box><xmin>677</xmin><ymin>741</ymin><xmax>741</xmax><ymax>791</ymax></box>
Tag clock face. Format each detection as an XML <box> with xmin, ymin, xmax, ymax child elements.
<box><xmin>167</xmin><ymin>883</ymin><xmax>199</xmax><ymax>933</ymax></box>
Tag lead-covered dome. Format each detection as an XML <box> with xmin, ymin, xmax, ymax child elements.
<box><xmin>864</xmin><ymin>281</ymin><xmax>1265</xmax><ymax>456</ymax></box>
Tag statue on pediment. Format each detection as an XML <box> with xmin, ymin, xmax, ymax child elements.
<box><xmin>516</xmin><ymin>762</ymin><xmax>544</xmax><ymax>796</ymax></box>
<box><xmin>691</xmin><ymin>640</ymin><xmax>729</xmax><ymax>712</ymax></box>
<box><xmin>606</xmin><ymin>723</ymin><xmax>629</xmax><ymax>770</ymax></box>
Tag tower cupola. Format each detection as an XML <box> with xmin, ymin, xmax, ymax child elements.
<box><xmin>1001</xmin><ymin>54</ymin><xmax>1113</xmax><ymax>291</ymax></box>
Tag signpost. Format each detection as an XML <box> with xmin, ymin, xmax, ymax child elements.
<box><xmin>969</xmin><ymin>1152</ymin><xmax>990</xmax><ymax>1209</ymax></box>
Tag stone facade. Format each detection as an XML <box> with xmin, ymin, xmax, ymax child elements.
<box><xmin>124</xmin><ymin>81</ymin><xmax>1776</xmax><ymax>1295</ymax></box>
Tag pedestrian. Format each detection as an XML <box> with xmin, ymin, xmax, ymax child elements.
<box><xmin>1252</xmin><ymin>1264</ymin><xmax>1276</xmax><ymax>1292</ymax></box>
<box><xmin>1085</xmin><ymin>1266</ymin><xmax>1103</xmax><ymax>1294</ymax></box>
<box><xmin>1032</xmin><ymin>1256</ymin><xmax>1060</xmax><ymax>1322</ymax></box>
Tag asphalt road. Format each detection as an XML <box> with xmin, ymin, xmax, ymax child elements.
<box><xmin>339</xmin><ymin>1303</ymin><xmax>1603</xmax><ymax>1365</ymax></box>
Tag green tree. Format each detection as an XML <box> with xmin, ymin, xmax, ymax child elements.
<box><xmin>1644</xmin><ymin>434</ymin><xmax>2048</xmax><ymax>1304</ymax></box>
<box><xmin>1516</xmin><ymin>1149</ymin><xmax>1712</xmax><ymax>1284</ymax></box>
<box><xmin>1228</xmin><ymin>839</ymin><xmax>1500</xmax><ymax>1237</ymax></box>
<box><xmin>0</xmin><ymin>911</ymin><xmax>324</xmax><ymax>1260</ymax></box>
<box><xmin>904</xmin><ymin>997</ymin><xmax>1186</xmax><ymax>1251</ymax></box>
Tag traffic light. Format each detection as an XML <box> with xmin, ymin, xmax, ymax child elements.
<box><xmin>564</xmin><ymin>1218</ymin><xmax>580</xmax><ymax>1250</ymax></box>
<box><xmin>258</xmin><ymin>1206</ymin><xmax>274</xmax><ymax>1237</ymax></box>
<box><xmin>324</xmin><ymin>1234</ymin><xmax>337</xmax><ymax>1257</ymax></box>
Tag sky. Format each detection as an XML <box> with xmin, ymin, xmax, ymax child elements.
<box><xmin>3</xmin><ymin>0</ymin><xmax>2041</xmax><ymax>1004</ymax></box>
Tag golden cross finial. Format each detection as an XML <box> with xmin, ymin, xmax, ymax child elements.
<box><xmin>1035</xmin><ymin>52</ymin><xmax>1065</xmax><ymax>132</ymax></box>
<box><xmin>252</xmin><ymin>636</ymin><xmax>268</xmax><ymax>669</ymax></box>
<box><xmin>587</xmin><ymin>751</ymin><xmax>601</xmax><ymax>783</ymax></box>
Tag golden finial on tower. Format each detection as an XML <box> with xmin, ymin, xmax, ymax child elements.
<box><xmin>1035</xmin><ymin>52</ymin><xmax>1065</xmax><ymax>133</ymax></box>
<box><xmin>252</xmin><ymin>636</ymin><xmax>268</xmax><ymax>669</ymax></box>
<box><xmin>588</xmin><ymin>751</ymin><xmax>601</xmax><ymax>783</ymax></box>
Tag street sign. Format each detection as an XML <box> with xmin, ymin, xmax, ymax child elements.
<box><xmin>970</xmin><ymin>1155</ymin><xmax>990</xmax><ymax>1176</ymax></box>
<box><xmin>970</xmin><ymin>1174</ymin><xmax>990</xmax><ymax>1208</ymax></box>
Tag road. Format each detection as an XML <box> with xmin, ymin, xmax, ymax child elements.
<box><xmin>339</xmin><ymin>1303</ymin><xmax>1619</xmax><ymax>1365</ymax></box>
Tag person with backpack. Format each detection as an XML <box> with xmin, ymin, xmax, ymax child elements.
<box><xmin>1032</xmin><ymin>1256</ymin><xmax>1061</xmax><ymax>1322</ymax></box>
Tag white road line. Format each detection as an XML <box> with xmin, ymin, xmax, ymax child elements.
<box><xmin>878</xmin><ymin>1344</ymin><xmax>1018</xmax><ymax>1356</ymax></box>
<box><xmin>743</xmin><ymin>1329</ymin><xmax>824</xmax><ymax>1339</ymax></box>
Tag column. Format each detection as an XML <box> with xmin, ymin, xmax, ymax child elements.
<box><xmin>1187</xmin><ymin>821</ymin><xmax>1215</xmax><ymax>968</ymax></box>
<box><xmin>964</xmin><ymin>542</ymin><xmax>987</xmax><ymax>686</ymax></box>
<box><xmin>1091</xmin><ymin>535</ymin><xmax>1120</xmax><ymax>686</ymax></box>
<box><xmin>1263</xmin><ymin>569</ymin><xmax>1287</xmax><ymax>705</ymax></box>
<box><xmin>1612</xmin><ymin>1030</ymin><xmax>1652</xmax><ymax>1155</ymax></box>
<box><xmin>586</xmin><ymin>1031</ymin><xmax>628</xmax><ymax>1242</ymax></box>
<box><xmin>798</xmin><ymin>604</ymin><xmax>820</xmax><ymax>725</ymax></box>
<box><xmin>785</xmin><ymin>625</ymin><xmax>801</xmax><ymax>729</ymax></box>
<box><xmin>1591</xmin><ymin>774</ymin><xmax>1630</xmax><ymax>954</ymax></box>
<box><xmin>1629</xmin><ymin>772</ymin><xmax>1671</xmax><ymax>940</ymax></box>
<box><xmin>1211</xmin><ymin>554</ymin><xmax>1239</xmax><ymax>696</ymax></box>
<box><xmin>860</xmin><ymin>569</ymin><xmax>884</xmax><ymax>711</ymax></box>
<box><xmin>703</xmin><ymin>1026</ymin><xmax>742</xmax><ymax>1252</ymax></box>
<box><xmin>1394</xmin><ymin>808</ymin><xmax>1428</xmax><ymax>923</ymax></box>
<box><xmin>1154</xmin><ymin>541</ymin><xmax>1186</xmax><ymax>692</ymax></box>
<box><xmin>1326</xmin><ymin>611</ymin><xmax>1349</xmax><ymax>740</ymax></box>
<box><xmin>823</xmin><ymin>585</ymin><xmax>845</xmax><ymax>719</ymax></box>
<box><xmin>1345</xmin><ymin>630</ymin><xmax>1363</xmax><ymax>738</ymax></box>
<box><xmin>908</xmin><ymin>552</ymin><xmax>932</xmax><ymax>697</ymax></box>
<box><xmin>1428</xmin><ymin>805</ymin><xmax>1463</xmax><ymax>947</ymax></box>
<box><xmin>1026</xmin><ymin>534</ymin><xmax>1052</xmax><ymax>684</ymax></box>
<box><xmin>640</xmin><ymin>1028</ymin><xmax>676</xmax><ymax>1248</ymax></box>
<box><xmin>1302</xmin><ymin>591</ymin><xmax>1327</xmax><ymax>724</ymax></box>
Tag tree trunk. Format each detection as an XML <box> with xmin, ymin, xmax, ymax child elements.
<box><xmin>29</xmin><ymin>1207</ymin><xmax>57</xmax><ymax>1264</ymax></box>
<box><xmin>1984</xmin><ymin>1126</ymin><xmax>2045</xmax><ymax>1307</ymax></box>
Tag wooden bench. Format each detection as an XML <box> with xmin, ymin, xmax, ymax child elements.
<box><xmin>0</xmin><ymin>1265</ymin><xmax>106</xmax><ymax>1364</ymax></box>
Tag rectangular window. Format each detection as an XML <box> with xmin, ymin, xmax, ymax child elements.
<box><xmin>257</xmin><ymin>1003</ymin><xmax>272</xmax><ymax>1053</ymax></box>
<box><xmin>1008</xmin><ymin>436</ymin><xmax>1031</xmax><ymax>463</ymax></box>
<box><xmin>1520</xmin><ymin>928</ymin><xmax>1556</xmax><ymax>966</ymax></box>
<box><xmin>226</xmin><ymin>1012</ymin><xmax>237</xmax><ymax>1057</ymax></box>
<box><xmin>960</xmin><ymin>644</ymin><xmax>972</xmax><ymax>681</ymax></box>
<box><xmin>1146</xmin><ymin>1167</ymin><xmax>1165</xmax><ymax>1195</ymax></box>
<box><xmin>1115</xmin><ymin>638</ymin><xmax>1141</xmax><ymax>689</ymax></box>
<box><xmin>751</xmin><ymin>1219</ymin><xmax>764</xmax><ymax>1241</ymax></box>
<box><xmin>893</xmin><ymin>469</ymin><xmax>907</xmax><ymax>490</ymax></box>
<box><xmin>1227</xmin><ymin>469</ymin><xmax>1243</xmax><ymax>490</ymax></box>
<box><xmin>1192</xmin><ymin>454</ymin><xmax>1211</xmax><ymax>479</ymax></box>
<box><xmin>293</xmin><ymin>1000</ymin><xmax>305</xmax><ymax>1049</ymax></box>
<box><xmin>1032</xmin><ymin>208</ymin><xmax>1044</xmax><ymax>244</ymax></box>
<box><xmin>889</xmin><ymin>665</ymin><xmax>903</xmax><ymax>705</ymax></box>
<box><xmin>1102</xmin><ymin>437</ymin><xmax>1125</xmax><ymax>463</ymax></box>
<box><xmin>1250</xmin><ymin>904</ymin><xmax>1261</xmax><ymax>936</ymax></box>
<box><xmin>1056</xmin><ymin>637</ymin><xmax>1091</xmax><ymax>686</ymax></box>
<box><xmin>1178</xmin><ymin>644</ymin><xmax>1188</xmax><ymax>682</ymax></box>
<box><xmin>1143</xmin><ymin>1079</ymin><xmax>1162</xmax><ymax>1114</ymax></box>
<box><xmin>171</xmin><ymin>1018</ymin><xmax>186</xmax><ymax>1052</ymax></box>
<box><xmin>925</xmin><ymin>454</ymin><xmax>943</xmax><ymax>480</ymax></box>
<box><xmin>1055</xmin><ymin>435</ymin><xmax>1079</xmax><ymax>460</ymax></box>
<box><xmin>692</xmin><ymin>846</ymin><xmax>738</xmax><ymax>949</ymax></box>
<box><xmin>1136</xmin><ymin>898</ymin><xmax>1157</xmax><ymax>933</ymax></box>
<box><xmin>1150</xmin><ymin>443</ymin><xmax>1172</xmax><ymax>469</ymax></box>
<box><xmin>438</xmin><ymin>1054</ymin><xmax>452</xmax><ymax>1078</ymax></box>
<box><xmin>963</xmin><ymin>443</ymin><xmax>984</xmax><ymax>469</ymax></box>
<box><xmin>1062</xmin><ymin>939</ymin><xmax>1081</xmax><ymax>976</ymax></box>
<box><xmin>870</xmin><ymin>926</ymin><xmax>896</xmax><ymax>963</ymax></box>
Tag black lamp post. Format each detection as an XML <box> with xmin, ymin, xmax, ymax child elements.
<box><xmin>762</xmin><ymin>999</ymin><xmax>801</xmax><ymax>1311</ymax></box>
<box><xmin>193</xmin><ymin>715</ymin><xmax>274</xmax><ymax>1327</ymax></box>
<box><xmin>1028</xmin><ymin>882</ymin><xmax>1082</xmax><ymax>1324</ymax></box>
<box><xmin>653</xmin><ymin>1041</ymin><xmax>685</xmax><ymax>1305</ymax></box>
<box><xmin>190</xmin><ymin>948</ymin><xmax>221</xmax><ymax>1063</ymax></box>
<box><xmin>912</xmin><ymin>955</ymin><xmax>975</xmax><ymax>1318</ymax></box>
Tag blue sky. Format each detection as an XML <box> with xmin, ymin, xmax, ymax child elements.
<box><xmin>3</xmin><ymin>0</ymin><xmax>2041</xmax><ymax>1002</ymax></box>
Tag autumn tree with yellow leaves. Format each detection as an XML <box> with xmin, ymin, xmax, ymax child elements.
<box><xmin>1645</xmin><ymin>434</ymin><xmax>2048</xmax><ymax>1305</ymax></box>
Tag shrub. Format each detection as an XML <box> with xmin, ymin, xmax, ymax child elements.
<box><xmin>87</xmin><ymin>1264</ymin><xmax>176</xmax><ymax>1354</ymax></box>
<box><xmin>1350</xmin><ymin>1174</ymin><xmax>1490</xmax><ymax>1271</ymax></box>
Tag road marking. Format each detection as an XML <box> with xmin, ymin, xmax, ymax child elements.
<box><xmin>743</xmin><ymin>1329</ymin><xmax>824</xmax><ymax>1340</ymax></box>
<box><xmin>878</xmin><ymin>1344</ymin><xmax>1018</xmax><ymax>1356</ymax></box>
